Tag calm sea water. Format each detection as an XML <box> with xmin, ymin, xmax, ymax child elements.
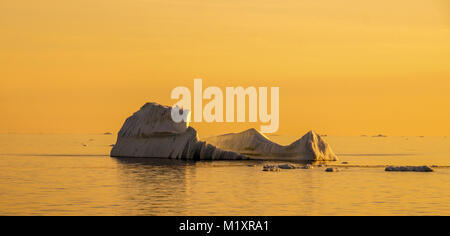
<box><xmin>0</xmin><ymin>134</ymin><xmax>449</xmax><ymax>216</ymax></box>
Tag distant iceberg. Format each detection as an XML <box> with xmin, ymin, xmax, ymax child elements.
<box><xmin>111</xmin><ymin>102</ymin><xmax>338</xmax><ymax>162</ymax></box>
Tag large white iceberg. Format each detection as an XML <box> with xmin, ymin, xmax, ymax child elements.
<box><xmin>111</xmin><ymin>103</ymin><xmax>247</xmax><ymax>160</ymax></box>
<box><xmin>111</xmin><ymin>103</ymin><xmax>338</xmax><ymax>161</ymax></box>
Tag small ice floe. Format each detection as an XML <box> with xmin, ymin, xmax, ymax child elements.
<box><xmin>300</xmin><ymin>164</ymin><xmax>314</xmax><ymax>169</ymax></box>
<box><xmin>325</xmin><ymin>167</ymin><xmax>339</xmax><ymax>172</ymax></box>
<box><xmin>385</xmin><ymin>166</ymin><xmax>434</xmax><ymax>172</ymax></box>
<box><xmin>263</xmin><ymin>165</ymin><xmax>279</xmax><ymax>172</ymax></box>
<box><xmin>278</xmin><ymin>164</ymin><xmax>297</xmax><ymax>169</ymax></box>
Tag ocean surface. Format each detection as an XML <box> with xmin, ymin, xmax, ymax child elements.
<box><xmin>0</xmin><ymin>134</ymin><xmax>449</xmax><ymax>216</ymax></box>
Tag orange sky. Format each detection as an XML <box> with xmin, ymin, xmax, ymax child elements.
<box><xmin>1</xmin><ymin>0</ymin><xmax>449</xmax><ymax>136</ymax></box>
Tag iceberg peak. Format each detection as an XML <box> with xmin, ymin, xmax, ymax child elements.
<box><xmin>205</xmin><ymin>129</ymin><xmax>338</xmax><ymax>161</ymax></box>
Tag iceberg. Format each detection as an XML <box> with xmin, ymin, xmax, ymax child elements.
<box><xmin>204</xmin><ymin>129</ymin><xmax>338</xmax><ymax>161</ymax></box>
<box><xmin>111</xmin><ymin>103</ymin><xmax>247</xmax><ymax>160</ymax></box>
<box><xmin>111</xmin><ymin>102</ymin><xmax>338</xmax><ymax>162</ymax></box>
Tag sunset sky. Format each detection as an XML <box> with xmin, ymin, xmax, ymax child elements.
<box><xmin>1</xmin><ymin>0</ymin><xmax>449</xmax><ymax>136</ymax></box>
